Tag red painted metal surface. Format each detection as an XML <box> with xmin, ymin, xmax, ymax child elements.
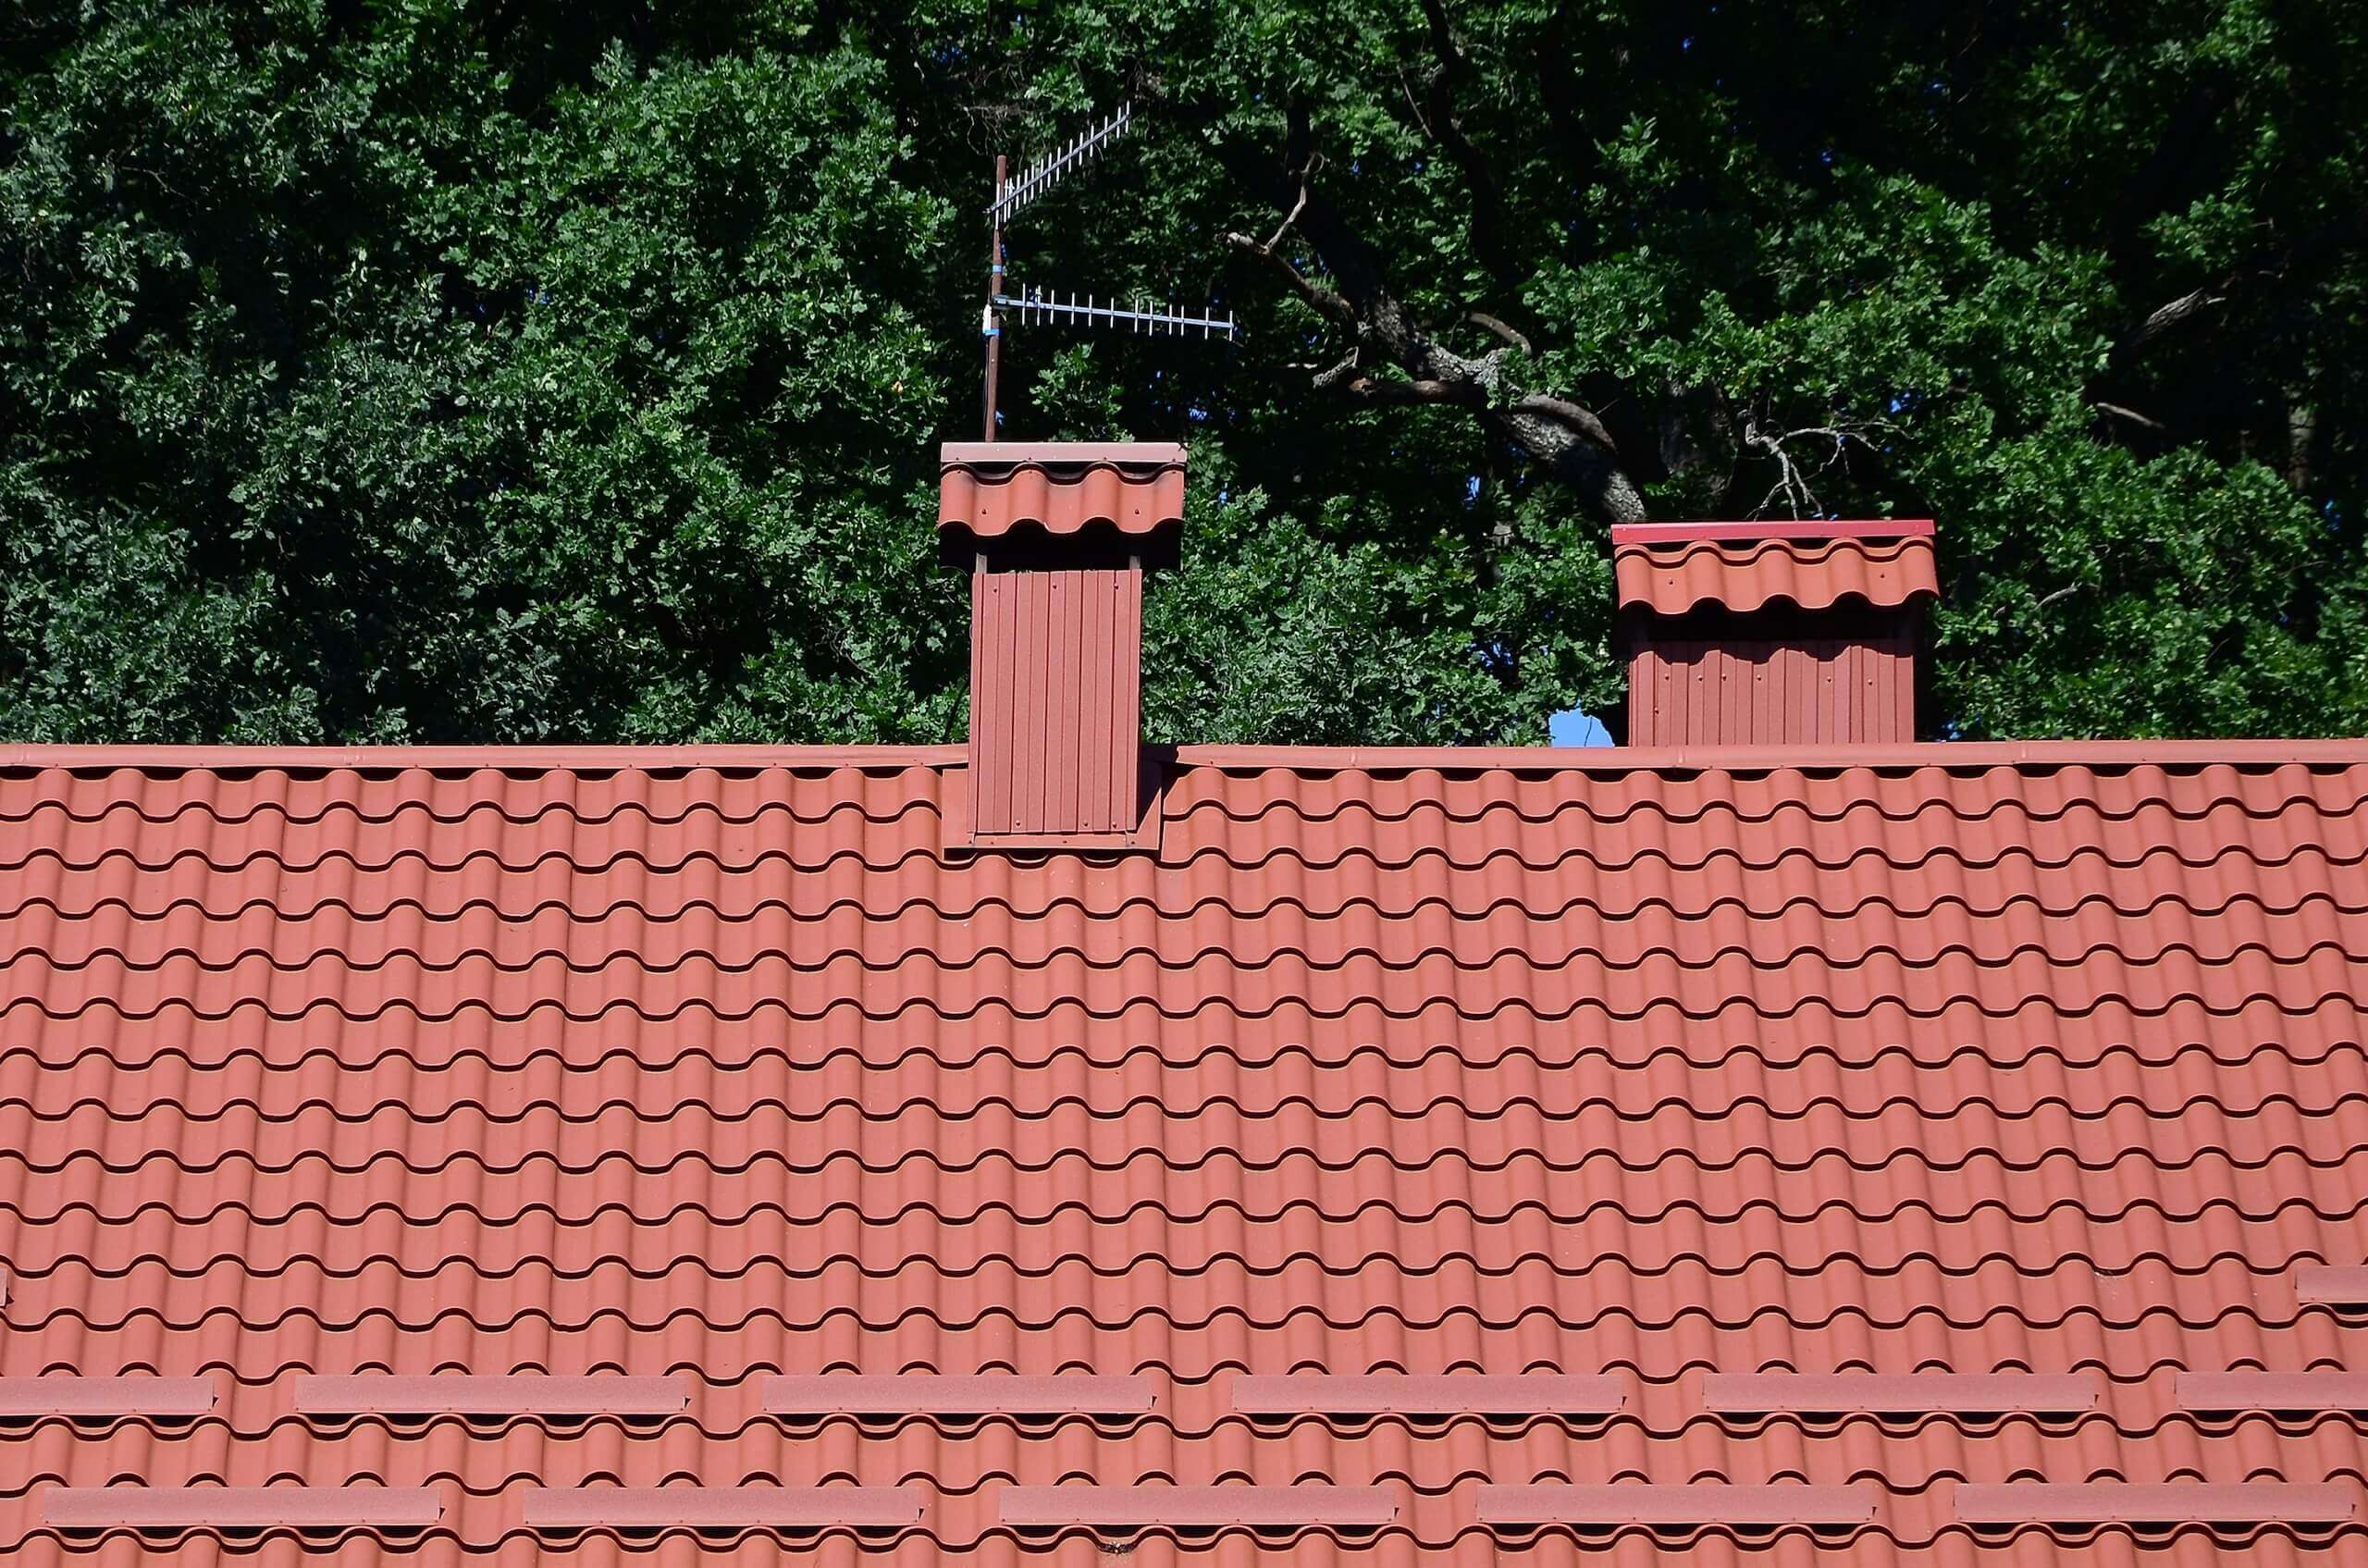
<box><xmin>1612</xmin><ymin>519</ymin><xmax>1936</xmax><ymax>547</ymax></box>
<box><xmin>2296</xmin><ymin>1265</ymin><xmax>2368</xmax><ymax>1303</ymax></box>
<box><xmin>292</xmin><ymin>1375</ymin><xmax>686</xmax><ymax>1416</ymax></box>
<box><xmin>1616</xmin><ymin>525</ymin><xmax>1935</xmax><ymax>747</ymax></box>
<box><xmin>1615</xmin><ymin>533</ymin><xmax>1940</xmax><ymax>616</ymax></box>
<box><xmin>943</xmin><ymin>439</ymin><xmax>1167</xmax><ymax>844</ymax></box>
<box><xmin>999</xmin><ymin>1487</ymin><xmax>1399</xmax><ymax>1527</ymax></box>
<box><xmin>8</xmin><ymin>735</ymin><xmax>2368</xmax><ymax>772</ymax></box>
<box><xmin>765</xmin><ymin>1375</ymin><xmax>1155</xmax><ymax>1415</ymax></box>
<box><xmin>1954</xmin><ymin>1483</ymin><xmax>2359</xmax><ymax>1525</ymax></box>
<box><xmin>1477</xmin><ymin>1485</ymin><xmax>1878</xmax><ymax>1525</ymax></box>
<box><xmin>2177</xmin><ymin>1372</ymin><xmax>2368</xmax><ymax>1410</ymax></box>
<box><xmin>967</xmin><ymin>566</ymin><xmax>1143</xmax><ymax>838</ymax></box>
<box><xmin>1701</xmin><ymin>1373</ymin><xmax>2098</xmax><ymax>1414</ymax></box>
<box><xmin>937</xmin><ymin>442</ymin><xmax>1185</xmax><ymax>549</ymax></box>
<box><xmin>0</xmin><ymin>1377</ymin><xmax>216</xmax><ymax>1417</ymax></box>
<box><xmin>523</xmin><ymin>1488</ymin><xmax>923</xmax><ymax>1529</ymax></box>
<box><xmin>1626</xmin><ymin>634</ymin><xmax>1918</xmax><ymax>746</ymax></box>
<box><xmin>1228</xmin><ymin>1375</ymin><xmax>1624</xmax><ymax>1416</ymax></box>
<box><xmin>1178</xmin><ymin>736</ymin><xmax>2368</xmax><ymax>767</ymax></box>
<box><xmin>2</xmin><ymin>750</ymin><xmax>2367</xmax><ymax>1567</ymax></box>
<box><xmin>44</xmin><ymin>1488</ymin><xmax>443</xmax><ymax>1529</ymax></box>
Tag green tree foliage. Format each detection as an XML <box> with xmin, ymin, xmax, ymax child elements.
<box><xmin>4</xmin><ymin>0</ymin><xmax>2364</xmax><ymax>742</ymax></box>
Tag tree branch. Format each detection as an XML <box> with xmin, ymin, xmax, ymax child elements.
<box><xmin>1737</xmin><ymin>416</ymin><xmax>1893</xmax><ymax>519</ymax></box>
<box><xmin>1415</xmin><ymin>0</ymin><xmax>1515</xmax><ymax>287</ymax></box>
<box><xmin>2108</xmin><ymin>202</ymin><xmax>2368</xmax><ymax>369</ymax></box>
<box><xmin>1460</xmin><ymin>309</ymin><xmax>1532</xmax><ymax>352</ymax></box>
<box><xmin>1219</xmin><ymin>229</ymin><xmax>1354</xmax><ymax>327</ymax></box>
<box><xmin>2091</xmin><ymin>400</ymin><xmax>2166</xmax><ymax>434</ymax></box>
<box><xmin>1201</xmin><ymin>101</ymin><xmax>1646</xmax><ymax>523</ymax></box>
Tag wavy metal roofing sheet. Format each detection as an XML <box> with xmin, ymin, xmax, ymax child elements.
<box><xmin>1614</xmin><ymin>533</ymin><xmax>1942</xmax><ymax>615</ymax></box>
<box><xmin>937</xmin><ymin>442</ymin><xmax>1186</xmax><ymax>548</ymax></box>
<box><xmin>3</xmin><ymin>746</ymin><xmax>2368</xmax><ymax>1568</ymax></box>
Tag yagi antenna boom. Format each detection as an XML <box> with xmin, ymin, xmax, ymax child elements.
<box><xmin>998</xmin><ymin>290</ymin><xmax>1235</xmax><ymax>339</ymax></box>
<box><xmin>989</xmin><ymin>103</ymin><xmax>1133</xmax><ymax>228</ymax></box>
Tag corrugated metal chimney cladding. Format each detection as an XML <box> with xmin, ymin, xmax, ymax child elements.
<box><xmin>1615</xmin><ymin>519</ymin><xmax>1939</xmax><ymax>746</ymax></box>
<box><xmin>938</xmin><ymin>442</ymin><xmax>1185</xmax><ymax>848</ymax></box>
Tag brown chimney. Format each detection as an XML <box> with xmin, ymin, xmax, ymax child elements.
<box><xmin>937</xmin><ymin>441</ymin><xmax>1185</xmax><ymax>848</ymax></box>
<box><xmin>1614</xmin><ymin>520</ymin><xmax>1939</xmax><ymax>746</ymax></box>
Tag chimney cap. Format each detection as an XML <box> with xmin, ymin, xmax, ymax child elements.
<box><xmin>1615</xmin><ymin>524</ymin><xmax>1938</xmax><ymax>618</ymax></box>
<box><xmin>938</xmin><ymin>440</ymin><xmax>1187</xmax><ymax>562</ymax></box>
<box><xmin>940</xmin><ymin>440</ymin><xmax>1185</xmax><ymax>470</ymax></box>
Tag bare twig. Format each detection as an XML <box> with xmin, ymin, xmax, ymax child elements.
<box><xmin>1395</xmin><ymin>66</ymin><xmax>1432</xmax><ymax>137</ymax></box>
<box><xmin>1261</xmin><ymin>164</ymin><xmax>1314</xmax><ymax>253</ymax></box>
<box><xmin>2032</xmin><ymin>582</ymin><xmax>2088</xmax><ymax>613</ymax></box>
<box><xmin>1738</xmin><ymin>416</ymin><xmax>1895</xmax><ymax>518</ymax></box>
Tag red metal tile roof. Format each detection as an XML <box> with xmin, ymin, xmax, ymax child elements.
<box><xmin>1615</xmin><ymin>528</ymin><xmax>1941</xmax><ymax>615</ymax></box>
<box><xmin>5</xmin><ymin>741</ymin><xmax>2368</xmax><ymax>1568</ymax></box>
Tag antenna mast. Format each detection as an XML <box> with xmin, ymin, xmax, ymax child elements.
<box><xmin>980</xmin><ymin>102</ymin><xmax>1235</xmax><ymax>438</ymax></box>
<box><xmin>982</xmin><ymin>153</ymin><xmax>1005</xmax><ymax>440</ymax></box>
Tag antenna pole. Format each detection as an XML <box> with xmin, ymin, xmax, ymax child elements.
<box><xmin>982</xmin><ymin>154</ymin><xmax>1005</xmax><ymax>440</ymax></box>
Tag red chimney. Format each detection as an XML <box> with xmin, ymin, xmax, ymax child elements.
<box><xmin>937</xmin><ymin>441</ymin><xmax>1185</xmax><ymax>848</ymax></box>
<box><xmin>1614</xmin><ymin>519</ymin><xmax>1939</xmax><ymax>746</ymax></box>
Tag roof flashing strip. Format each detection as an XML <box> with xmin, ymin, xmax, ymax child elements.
<box><xmin>1230</xmin><ymin>1374</ymin><xmax>1623</xmax><ymax>1415</ymax></box>
<box><xmin>1954</xmin><ymin>1483</ymin><xmax>2359</xmax><ymax>1525</ymax></box>
<box><xmin>7</xmin><ymin>735</ymin><xmax>2368</xmax><ymax>772</ymax></box>
<box><xmin>292</xmin><ymin>1374</ymin><xmax>688</xmax><ymax>1416</ymax></box>
<box><xmin>998</xmin><ymin>1486</ymin><xmax>1400</xmax><ymax>1527</ymax></box>
<box><xmin>0</xmin><ymin>1377</ymin><xmax>216</xmax><ymax>1417</ymax></box>
<box><xmin>941</xmin><ymin>441</ymin><xmax>1186</xmax><ymax>470</ymax></box>
<box><xmin>1477</xmin><ymin>1484</ymin><xmax>1878</xmax><ymax>1526</ymax></box>
<box><xmin>763</xmin><ymin>1374</ymin><xmax>1155</xmax><ymax>1416</ymax></box>
<box><xmin>2296</xmin><ymin>1265</ymin><xmax>2368</xmax><ymax>1303</ymax></box>
<box><xmin>524</xmin><ymin>1488</ymin><xmax>923</xmax><ymax>1529</ymax></box>
<box><xmin>1702</xmin><ymin>1372</ymin><xmax>2098</xmax><ymax>1415</ymax></box>
<box><xmin>2179</xmin><ymin>1372</ymin><xmax>2368</xmax><ymax>1411</ymax></box>
<box><xmin>44</xmin><ymin>1488</ymin><xmax>444</xmax><ymax>1529</ymax></box>
<box><xmin>1611</xmin><ymin>518</ymin><xmax>1936</xmax><ymax>547</ymax></box>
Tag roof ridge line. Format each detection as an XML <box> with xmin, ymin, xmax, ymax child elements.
<box><xmin>5</xmin><ymin>738</ymin><xmax>2366</xmax><ymax>772</ymax></box>
<box><xmin>1174</xmin><ymin>740</ymin><xmax>2368</xmax><ymax>769</ymax></box>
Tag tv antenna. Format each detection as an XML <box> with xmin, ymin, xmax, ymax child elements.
<box><xmin>980</xmin><ymin>101</ymin><xmax>1237</xmax><ymax>438</ymax></box>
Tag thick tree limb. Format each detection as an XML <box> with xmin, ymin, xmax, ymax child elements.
<box><xmin>1202</xmin><ymin>101</ymin><xmax>1646</xmax><ymax>523</ymax></box>
<box><xmin>1511</xmin><ymin>393</ymin><xmax>1619</xmax><ymax>453</ymax></box>
<box><xmin>2111</xmin><ymin>283</ymin><xmax>2228</xmax><ymax>365</ymax></box>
